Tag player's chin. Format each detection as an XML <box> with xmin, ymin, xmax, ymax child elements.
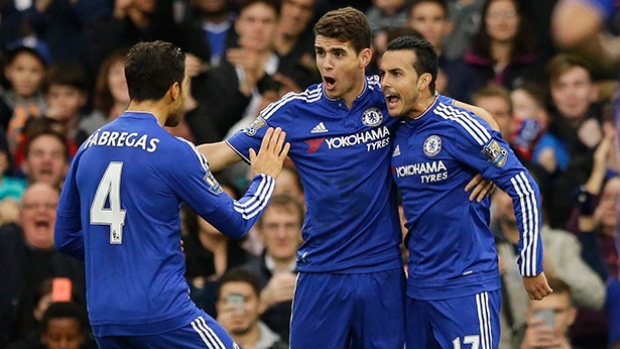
<box><xmin>385</xmin><ymin>98</ymin><xmax>402</xmax><ymax>117</ymax></box>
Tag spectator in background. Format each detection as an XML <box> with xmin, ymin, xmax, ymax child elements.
<box><xmin>406</xmin><ymin>0</ymin><xmax>471</xmax><ymax>102</ymax></box>
<box><xmin>216</xmin><ymin>269</ymin><xmax>288</xmax><ymax>349</ymax></box>
<box><xmin>182</xmin><ymin>0</ymin><xmax>237</xmax><ymax>69</ymax></box>
<box><xmin>81</xmin><ymin>49</ymin><xmax>130</xmax><ymax>135</ymax></box>
<box><xmin>6</xmin><ymin>289</ymin><xmax>95</xmax><ymax>349</ymax></box>
<box><xmin>471</xmin><ymin>83</ymin><xmax>514</xmax><ymax>143</ymax></box>
<box><xmin>533</xmin><ymin>54</ymin><xmax>603</xmax><ymax>229</ymax></box>
<box><xmin>273</xmin><ymin>0</ymin><xmax>321</xmax><ymax>90</ymax></box>
<box><xmin>272</xmin><ymin>164</ymin><xmax>304</xmax><ymax>204</ymax></box>
<box><xmin>82</xmin><ymin>0</ymin><xmax>209</xmax><ymax>82</ymax></box>
<box><xmin>455</xmin><ymin>0</ymin><xmax>546</xmax><ymax>101</ymax></box>
<box><xmin>365</xmin><ymin>0</ymin><xmax>408</xmax><ymax>37</ymax></box>
<box><xmin>0</xmin><ymin>182</ymin><xmax>86</xmax><ymax>347</ymax></box>
<box><xmin>20</xmin><ymin>128</ymin><xmax>69</xmax><ymax>189</ymax></box>
<box><xmin>566</xmin><ymin>130</ymin><xmax>619</xmax><ymax>349</ymax></box>
<box><xmin>42</xmin><ymin>62</ymin><xmax>91</xmax><ymax>147</ymax></box>
<box><xmin>493</xmin><ymin>187</ymin><xmax>606</xmax><ymax>348</ymax></box>
<box><xmin>520</xmin><ymin>278</ymin><xmax>578</xmax><ymax>349</ymax></box>
<box><xmin>0</xmin><ymin>45</ymin><xmax>48</xmax><ymax>154</ymax></box>
<box><xmin>442</xmin><ymin>0</ymin><xmax>484</xmax><ymax>61</ymax></box>
<box><xmin>38</xmin><ymin>302</ymin><xmax>92</xmax><ymax>349</ymax></box>
<box><xmin>186</xmin><ymin>0</ymin><xmax>282</xmax><ymax>143</ymax></box>
<box><xmin>0</xmin><ymin>127</ymin><xmax>26</xmax><ymax>226</ymax></box>
<box><xmin>552</xmin><ymin>0</ymin><xmax>620</xmax><ymax>78</ymax></box>
<box><xmin>509</xmin><ymin>81</ymin><xmax>549</xmax><ymax>162</ymax></box>
<box><xmin>183</xmin><ymin>176</ymin><xmax>258</xmax><ymax>317</ymax></box>
<box><xmin>244</xmin><ymin>194</ymin><xmax>304</xmax><ymax>341</ymax></box>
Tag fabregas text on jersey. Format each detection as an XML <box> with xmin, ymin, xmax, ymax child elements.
<box><xmin>83</xmin><ymin>131</ymin><xmax>160</xmax><ymax>152</ymax></box>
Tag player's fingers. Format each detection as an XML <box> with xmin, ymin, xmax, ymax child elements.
<box><xmin>269</xmin><ymin>128</ymin><xmax>284</xmax><ymax>153</ymax></box>
<box><xmin>279</xmin><ymin>143</ymin><xmax>291</xmax><ymax>161</ymax></box>
<box><xmin>273</xmin><ymin>130</ymin><xmax>287</xmax><ymax>155</ymax></box>
<box><xmin>477</xmin><ymin>181</ymin><xmax>494</xmax><ymax>202</ymax></box>
<box><xmin>249</xmin><ymin>148</ymin><xmax>257</xmax><ymax>163</ymax></box>
<box><xmin>464</xmin><ymin>173</ymin><xmax>483</xmax><ymax>192</ymax></box>
<box><xmin>468</xmin><ymin>183</ymin><xmax>483</xmax><ymax>202</ymax></box>
<box><xmin>260</xmin><ymin>128</ymin><xmax>275</xmax><ymax>154</ymax></box>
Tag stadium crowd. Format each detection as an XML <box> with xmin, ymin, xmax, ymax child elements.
<box><xmin>0</xmin><ymin>0</ymin><xmax>618</xmax><ymax>348</ymax></box>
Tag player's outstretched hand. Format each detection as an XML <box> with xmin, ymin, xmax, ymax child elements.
<box><xmin>465</xmin><ymin>174</ymin><xmax>496</xmax><ymax>202</ymax></box>
<box><xmin>249</xmin><ymin>127</ymin><xmax>290</xmax><ymax>179</ymax></box>
<box><xmin>523</xmin><ymin>272</ymin><xmax>553</xmax><ymax>301</ymax></box>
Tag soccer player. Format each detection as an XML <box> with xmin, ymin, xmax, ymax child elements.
<box><xmin>198</xmin><ymin>7</ymin><xmax>495</xmax><ymax>348</ymax></box>
<box><xmin>379</xmin><ymin>35</ymin><xmax>552</xmax><ymax>348</ymax></box>
<box><xmin>54</xmin><ymin>41</ymin><xmax>289</xmax><ymax>349</ymax></box>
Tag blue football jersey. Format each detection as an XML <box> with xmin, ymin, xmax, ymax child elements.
<box><xmin>391</xmin><ymin>95</ymin><xmax>543</xmax><ymax>300</ymax></box>
<box><xmin>55</xmin><ymin>111</ymin><xmax>274</xmax><ymax>336</ymax></box>
<box><xmin>227</xmin><ymin>76</ymin><xmax>403</xmax><ymax>273</ymax></box>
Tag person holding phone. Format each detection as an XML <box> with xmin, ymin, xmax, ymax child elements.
<box><xmin>216</xmin><ymin>269</ymin><xmax>288</xmax><ymax>349</ymax></box>
<box><xmin>521</xmin><ymin>277</ymin><xmax>578</xmax><ymax>349</ymax></box>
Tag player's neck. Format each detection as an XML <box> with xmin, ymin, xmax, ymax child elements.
<box><xmin>340</xmin><ymin>74</ymin><xmax>367</xmax><ymax>110</ymax></box>
<box><xmin>127</xmin><ymin>100</ymin><xmax>168</xmax><ymax>126</ymax></box>
<box><xmin>408</xmin><ymin>92</ymin><xmax>436</xmax><ymax>120</ymax></box>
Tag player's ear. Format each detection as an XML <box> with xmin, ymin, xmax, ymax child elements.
<box><xmin>170</xmin><ymin>82</ymin><xmax>181</xmax><ymax>101</ymax></box>
<box><xmin>359</xmin><ymin>48</ymin><xmax>372</xmax><ymax>68</ymax></box>
<box><xmin>417</xmin><ymin>72</ymin><xmax>432</xmax><ymax>91</ymax></box>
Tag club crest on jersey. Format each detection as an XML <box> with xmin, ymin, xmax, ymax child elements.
<box><xmin>204</xmin><ymin>172</ymin><xmax>223</xmax><ymax>194</ymax></box>
<box><xmin>242</xmin><ymin>117</ymin><xmax>267</xmax><ymax>136</ymax></box>
<box><xmin>423</xmin><ymin>135</ymin><xmax>442</xmax><ymax>157</ymax></box>
<box><xmin>482</xmin><ymin>139</ymin><xmax>508</xmax><ymax>167</ymax></box>
<box><xmin>361</xmin><ymin>107</ymin><xmax>383</xmax><ymax>127</ymax></box>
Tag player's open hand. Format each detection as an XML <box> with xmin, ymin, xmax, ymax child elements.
<box><xmin>249</xmin><ymin>127</ymin><xmax>290</xmax><ymax>179</ymax></box>
<box><xmin>523</xmin><ymin>272</ymin><xmax>553</xmax><ymax>301</ymax></box>
<box><xmin>465</xmin><ymin>174</ymin><xmax>496</xmax><ymax>202</ymax></box>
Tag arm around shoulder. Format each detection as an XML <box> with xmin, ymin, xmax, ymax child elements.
<box><xmin>453</xmin><ymin>100</ymin><xmax>500</xmax><ymax>131</ymax></box>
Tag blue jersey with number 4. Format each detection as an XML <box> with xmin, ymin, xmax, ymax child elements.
<box><xmin>391</xmin><ymin>95</ymin><xmax>543</xmax><ymax>300</ymax></box>
<box><xmin>55</xmin><ymin>111</ymin><xmax>274</xmax><ymax>336</ymax></box>
<box><xmin>227</xmin><ymin>76</ymin><xmax>403</xmax><ymax>273</ymax></box>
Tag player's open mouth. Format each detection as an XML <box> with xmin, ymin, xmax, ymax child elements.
<box><xmin>324</xmin><ymin>77</ymin><xmax>336</xmax><ymax>89</ymax></box>
<box><xmin>385</xmin><ymin>94</ymin><xmax>400</xmax><ymax>106</ymax></box>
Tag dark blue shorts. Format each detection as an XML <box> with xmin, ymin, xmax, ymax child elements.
<box><xmin>405</xmin><ymin>290</ymin><xmax>501</xmax><ymax>349</ymax></box>
<box><xmin>290</xmin><ymin>268</ymin><xmax>406</xmax><ymax>349</ymax></box>
<box><xmin>94</xmin><ymin>312</ymin><xmax>239</xmax><ymax>349</ymax></box>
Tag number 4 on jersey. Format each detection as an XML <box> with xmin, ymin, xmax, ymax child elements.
<box><xmin>91</xmin><ymin>162</ymin><xmax>127</xmax><ymax>244</ymax></box>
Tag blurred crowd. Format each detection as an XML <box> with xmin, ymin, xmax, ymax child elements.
<box><xmin>0</xmin><ymin>0</ymin><xmax>619</xmax><ymax>348</ymax></box>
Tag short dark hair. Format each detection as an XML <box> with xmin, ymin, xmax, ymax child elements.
<box><xmin>314</xmin><ymin>7</ymin><xmax>371</xmax><ymax>54</ymax></box>
<box><xmin>386</xmin><ymin>36</ymin><xmax>438</xmax><ymax>94</ymax></box>
<box><xmin>45</xmin><ymin>62</ymin><xmax>89</xmax><ymax>93</ymax></box>
<box><xmin>219</xmin><ymin>268</ymin><xmax>262</xmax><ymax>297</ymax></box>
<box><xmin>41</xmin><ymin>302</ymin><xmax>88</xmax><ymax>334</ymax></box>
<box><xmin>238</xmin><ymin>0</ymin><xmax>281</xmax><ymax>16</ymax></box>
<box><xmin>125</xmin><ymin>41</ymin><xmax>185</xmax><ymax>102</ymax></box>
<box><xmin>25</xmin><ymin>126</ymin><xmax>70</xmax><ymax>161</ymax></box>
<box><xmin>409</xmin><ymin>0</ymin><xmax>449</xmax><ymax>18</ymax></box>
<box><xmin>6</xmin><ymin>46</ymin><xmax>48</xmax><ymax>67</ymax></box>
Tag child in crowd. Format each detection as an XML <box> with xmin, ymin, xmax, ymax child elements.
<box><xmin>0</xmin><ymin>46</ymin><xmax>48</xmax><ymax>155</ymax></box>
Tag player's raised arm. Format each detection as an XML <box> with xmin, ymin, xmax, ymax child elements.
<box><xmin>196</xmin><ymin>141</ymin><xmax>243</xmax><ymax>172</ymax></box>
<box><xmin>196</xmin><ymin>128</ymin><xmax>289</xmax><ymax>239</ymax></box>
